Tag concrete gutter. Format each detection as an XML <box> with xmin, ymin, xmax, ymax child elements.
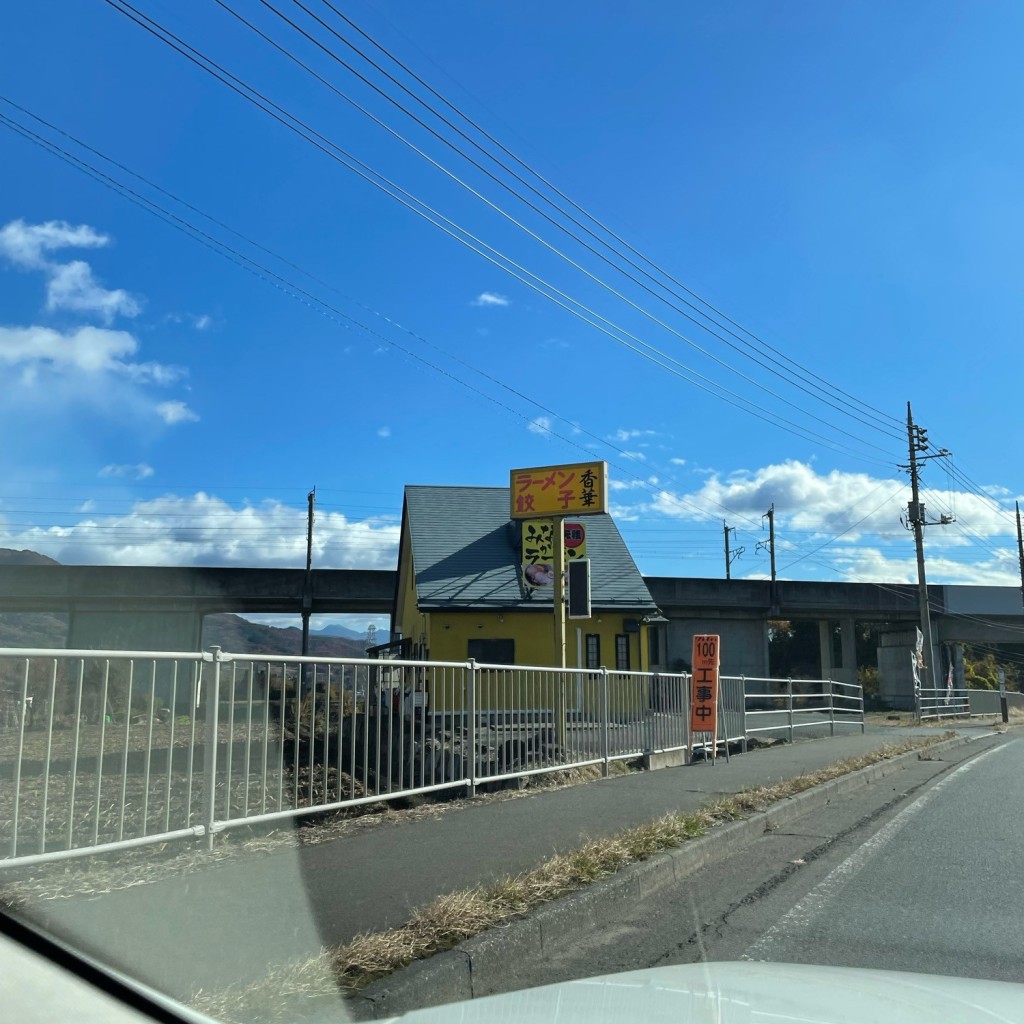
<box><xmin>348</xmin><ymin>731</ymin><xmax>995</xmax><ymax>1020</ymax></box>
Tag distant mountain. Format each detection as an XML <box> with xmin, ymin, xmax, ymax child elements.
<box><xmin>313</xmin><ymin>623</ymin><xmax>391</xmax><ymax>643</ymax></box>
<box><xmin>0</xmin><ymin>548</ymin><xmax>60</xmax><ymax>566</ymax></box>
<box><xmin>204</xmin><ymin>614</ymin><xmax>369</xmax><ymax>658</ymax></box>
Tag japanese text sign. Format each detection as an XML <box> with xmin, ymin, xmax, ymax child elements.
<box><xmin>510</xmin><ymin>461</ymin><xmax>607</xmax><ymax>519</ymax></box>
<box><xmin>521</xmin><ymin>520</ymin><xmax>587</xmax><ymax>589</ymax></box>
<box><xmin>689</xmin><ymin>634</ymin><xmax>720</xmax><ymax>736</ymax></box>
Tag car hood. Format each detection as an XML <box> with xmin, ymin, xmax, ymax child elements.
<box><xmin>386</xmin><ymin>961</ymin><xmax>1024</xmax><ymax>1023</ymax></box>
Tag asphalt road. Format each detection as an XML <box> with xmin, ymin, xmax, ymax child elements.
<box><xmin>31</xmin><ymin>725</ymin><xmax>933</xmax><ymax>1000</ymax></box>
<box><xmin>514</xmin><ymin>732</ymin><xmax>1024</xmax><ymax>993</ymax></box>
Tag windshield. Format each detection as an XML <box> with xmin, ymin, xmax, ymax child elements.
<box><xmin>2</xmin><ymin>3</ymin><xmax>1024</xmax><ymax>1023</ymax></box>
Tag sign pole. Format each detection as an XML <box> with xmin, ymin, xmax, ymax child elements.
<box><xmin>553</xmin><ymin>516</ymin><xmax>566</xmax><ymax>669</ymax></box>
<box><xmin>553</xmin><ymin>516</ymin><xmax>567</xmax><ymax>747</ymax></box>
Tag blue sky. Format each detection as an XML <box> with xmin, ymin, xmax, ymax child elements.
<box><xmin>2</xmin><ymin>1</ymin><xmax>1023</xmax><ymax>630</ymax></box>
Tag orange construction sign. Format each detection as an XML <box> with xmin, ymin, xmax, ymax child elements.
<box><xmin>689</xmin><ymin>634</ymin><xmax>720</xmax><ymax>737</ymax></box>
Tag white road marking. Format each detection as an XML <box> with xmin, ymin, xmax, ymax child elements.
<box><xmin>742</xmin><ymin>741</ymin><xmax>1012</xmax><ymax>961</ymax></box>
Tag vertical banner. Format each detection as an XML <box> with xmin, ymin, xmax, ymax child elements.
<box><xmin>689</xmin><ymin>634</ymin><xmax>720</xmax><ymax>739</ymax></box>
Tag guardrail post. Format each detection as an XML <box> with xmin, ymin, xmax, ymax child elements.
<box><xmin>828</xmin><ymin>678</ymin><xmax>835</xmax><ymax>736</ymax></box>
<box><xmin>467</xmin><ymin>659</ymin><xmax>477</xmax><ymax>798</ymax></box>
<box><xmin>203</xmin><ymin>647</ymin><xmax>222</xmax><ymax>852</ymax></box>
<box><xmin>787</xmin><ymin>677</ymin><xmax>794</xmax><ymax>744</ymax></box>
<box><xmin>740</xmin><ymin>675</ymin><xmax>748</xmax><ymax>753</ymax></box>
<box><xmin>600</xmin><ymin>667</ymin><xmax>610</xmax><ymax>778</ymax></box>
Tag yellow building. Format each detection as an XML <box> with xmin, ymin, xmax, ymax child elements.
<box><xmin>391</xmin><ymin>485</ymin><xmax>663</xmax><ymax>673</ymax></box>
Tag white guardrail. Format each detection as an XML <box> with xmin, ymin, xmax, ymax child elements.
<box><xmin>0</xmin><ymin>647</ymin><xmax>863</xmax><ymax>867</ymax></box>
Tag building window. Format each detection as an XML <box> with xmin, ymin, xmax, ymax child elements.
<box><xmin>467</xmin><ymin>638</ymin><xmax>515</xmax><ymax>665</ymax></box>
<box><xmin>585</xmin><ymin>634</ymin><xmax>600</xmax><ymax>669</ymax></box>
<box><xmin>615</xmin><ymin>634</ymin><xmax>630</xmax><ymax>671</ymax></box>
<box><xmin>647</xmin><ymin>625</ymin><xmax>660</xmax><ymax>666</ymax></box>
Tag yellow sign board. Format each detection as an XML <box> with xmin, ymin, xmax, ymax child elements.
<box><xmin>510</xmin><ymin>461</ymin><xmax>607</xmax><ymax>519</ymax></box>
<box><xmin>521</xmin><ymin>520</ymin><xmax>587</xmax><ymax>589</ymax></box>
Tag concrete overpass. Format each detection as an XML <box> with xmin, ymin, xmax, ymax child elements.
<box><xmin>1</xmin><ymin>565</ymin><xmax>1020</xmax><ymax>706</ymax></box>
<box><xmin>0</xmin><ymin>565</ymin><xmax>394</xmax><ymax>651</ymax></box>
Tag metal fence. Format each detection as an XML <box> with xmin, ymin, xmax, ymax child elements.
<box><xmin>742</xmin><ymin>676</ymin><xmax>865</xmax><ymax>742</ymax></box>
<box><xmin>964</xmin><ymin>688</ymin><xmax>1024</xmax><ymax>718</ymax></box>
<box><xmin>0</xmin><ymin>647</ymin><xmax>863</xmax><ymax>868</ymax></box>
<box><xmin>918</xmin><ymin>686</ymin><xmax>971</xmax><ymax>720</ymax></box>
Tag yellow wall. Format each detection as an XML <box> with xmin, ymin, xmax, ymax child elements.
<box><xmin>394</xmin><ymin>518</ymin><xmax>428</xmax><ymax>657</ymax></box>
<box><xmin>424</xmin><ymin>609</ymin><xmax>650</xmax><ymax>672</ymax></box>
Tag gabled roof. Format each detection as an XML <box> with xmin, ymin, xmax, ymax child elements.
<box><xmin>402</xmin><ymin>485</ymin><xmax>657</xmax><ymax>612</ymax></box>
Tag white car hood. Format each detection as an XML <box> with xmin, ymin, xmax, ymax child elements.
<box><xmin>388</xmin><ymin>961</ymin><xmax>1024</xmax><ymax>1024</ymax></box>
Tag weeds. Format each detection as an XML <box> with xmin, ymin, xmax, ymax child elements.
<box><xmin>190</xmin><ymin>733</ymin><xmax>952</xmax><ymax>1022</ymax></box>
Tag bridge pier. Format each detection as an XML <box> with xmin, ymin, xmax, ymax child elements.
<box><xmin>817</xmin><ymin>617</ymin><xmax>858</xmax><ymax>686</ymax></box>
<box><xmin>67</xmin><ymin>608</ymin><xmax>204</xmax><ymax>653</ymax></box>
<box><xmin>664</xmin><ymin>616</ymin><xmax>769</xmax><ymax>677</ymax></box>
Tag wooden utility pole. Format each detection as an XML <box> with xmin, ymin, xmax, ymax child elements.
<box><xmin>906</xmin><ymin>403</ymin><xmax>936</xmax><ymax>718</ymax></box>
<box><xmin>1017</xmin><ymin>501</ymin><xmax>1024</xmax><ymax>611</ymax></box>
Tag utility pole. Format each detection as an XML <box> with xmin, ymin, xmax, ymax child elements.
<box><xmin>1016</xmin><ymin>501</ymin><xmax>1024</xmax><ymax>612</ymax></box>
<box><xmin>756</xmin><ymin>505</ymin><xmax>777</xmax><ymax>613</ymax></box>
<box><xmin>723</xmin><ymin>523</ymin><xmax>744</xmax><ymax>580</ymax></box>
<box><xmin>301</xmin><ymin>486</ymin><xmax>315</xmax><ymax>663</ymax></box>
<box><xmin>906</xmin><ymin>404</ymin><xmax>932</xmax><ymax>719</ymax></box>
<box><xmin>902</xmin><ymin>403</ymin><xmax>953</xmax><ymax>719</ymax></box>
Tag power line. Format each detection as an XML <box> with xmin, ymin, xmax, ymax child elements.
<box><xmin>0</xmin><ymin>99</ymin><xmax>770</xmax><ymax>531</ymax></box>
<box><xmin>240</xmin><ymin>0</ymin><xmax>904</xmax><ymax>446</ymax></box>
<box><xmin>98</xmin><ymin>0</ymin><xmax>902</xmax><ymax>467</ymax></box>
<box><xmin>307</xmin><ymin>0</ymin><xmax>904</xmax><ymax>434</ymax></box>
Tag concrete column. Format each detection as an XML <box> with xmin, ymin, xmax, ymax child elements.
<box><xmin>838</xmin><ymin>617</ymin><xmax>858</xmax><ymax>686</ymax></box>
<box><xmin>818</xmin><ymin>620</ymin><xmax>834</xmax><ymax>680</ymax></box>
<box><xmin>67</xmin><ymin>608</ymin><xmax>204</xmax><ymax>653</ymax></box>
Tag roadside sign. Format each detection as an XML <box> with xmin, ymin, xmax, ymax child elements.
<box><xmin>564</xmin><ymin>522</ymin><xmax>585</xmax><ymax>549</ymax></box>
<box><xmin>510</xmin><ymin>461</ymin><xmax>607</xmax><ymax>518</ymax></box>
<box><xmin>690</xmin><ymin>634</ymin><xmax>720</xmax><ymax>739</ymax></box>
<box><xmin>521</xmin><ymin>519</ymin><xmax>587</xmax><ymax>590</ymax></box>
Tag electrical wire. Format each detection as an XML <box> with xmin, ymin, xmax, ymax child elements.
<box><xmin>308</xmin><ymin>0</ymin><xmax>904</xmax><ymax>433</ymax></box>
<box><xmin>238</xmin><ymin>0</ymin><xmax>905</xmax><ymax>446</ymax></box>
<box><xmin>99</xmin><ymin>0</ymin><xmax>903</xmax><ymax>467</ymax></box>
<box><xmin>0</xmin><ymin>99</ymin><xmax>768</xmax><ymax>531</ymax></box>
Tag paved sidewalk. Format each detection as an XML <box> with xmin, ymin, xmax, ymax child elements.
<box><xmin>32</xmin><ymin>724</ymin><xmax>987</xmax><ymax>1000</ymax></box>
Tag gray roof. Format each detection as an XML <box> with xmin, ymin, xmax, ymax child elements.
<box><xmin>402</xmin><ymin>485</ymin><xmax>657</xmax><ymax>612</ymax></box>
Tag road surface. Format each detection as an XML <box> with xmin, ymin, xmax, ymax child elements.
<box><xmin>511</xmin><ymin>732</ymin><xmax>1024</xmax><ymax>992</ymax></box>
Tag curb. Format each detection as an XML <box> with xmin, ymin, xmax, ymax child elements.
<box><xmin>348</xmin><ymin>731</ymin><xmax>994</xmax><ymax>1020</ymax></box>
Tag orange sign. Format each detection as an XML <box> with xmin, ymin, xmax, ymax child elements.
<box><xmin>689</xmin><ymin>634</ymin><xmax>720</xmax><ymax>736</ymax></box>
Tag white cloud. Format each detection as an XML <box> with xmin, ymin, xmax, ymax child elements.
<box><xmin>0</xmin><ymin>219</ymin><xmax>110</xmax><ymax>268</ymax></box>
<box><xmin>0</xmin><ymin>493</ymin><xmax>401</xmax><ymax>569</ymax></box>
<box><xmin>640</xmin><ymin>459</ymin><xmax>1022</xmax><ymax>583</ymax></box>
<box><xmin>0</xmin><ymin>325</ymin><xmax>183</xmax><ymax>383</ymax></box>
<box><xmin>193</xmin><ymin>314</ymin><xmax>212</xmax><ymax>330</ymax></box>
<box><xmin>45</xmin><ymin>260</ymin><xmax>140</xmax><ymax>322</ymax></box>
<box><xmin>528</xmin><ymin>415</ymin><xmax>552</xmax><ymax>437</ymax></box>
<box><xmin>612</xmin><ymin>428</ymin><xmax>657</xmax><ymax>442</ymax></box>
<box><xmin>622</xmin><ymin>450</ymin><xmax>647</xmax><ymax>461</ymax></box>
<box><xmin>155</xmin><ymin>400</ymin><xmax>199</xmax><ymax>425</ymax></box>
<box><xmin>99</xmin><ymin>463</ymin><xmax>155</xmax><ymax>480</ymax></box>
<box><xmin>0</xmin><ymin>219</ymin><xmax>139</xmax><ymax>324</ymax></box>
<box><xmin>377</xmin><ymin>426</ymin><xmax>391</xmax><ymax>438</ymax></box>
<box><xmin>669</xmin><ymin>457</ymin><xmax>687</xmax><ymax>466</ymax></box>
<box><xmin>471</xmin><ymin>291</ymin><xmax>510</xmax><ymax>307</ymax></box>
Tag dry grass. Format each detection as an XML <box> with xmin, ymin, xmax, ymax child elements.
<box><xmin>189</xmin><ymin>733</ymin><xmax>952</xmax><ymax>1023</ymax></box>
